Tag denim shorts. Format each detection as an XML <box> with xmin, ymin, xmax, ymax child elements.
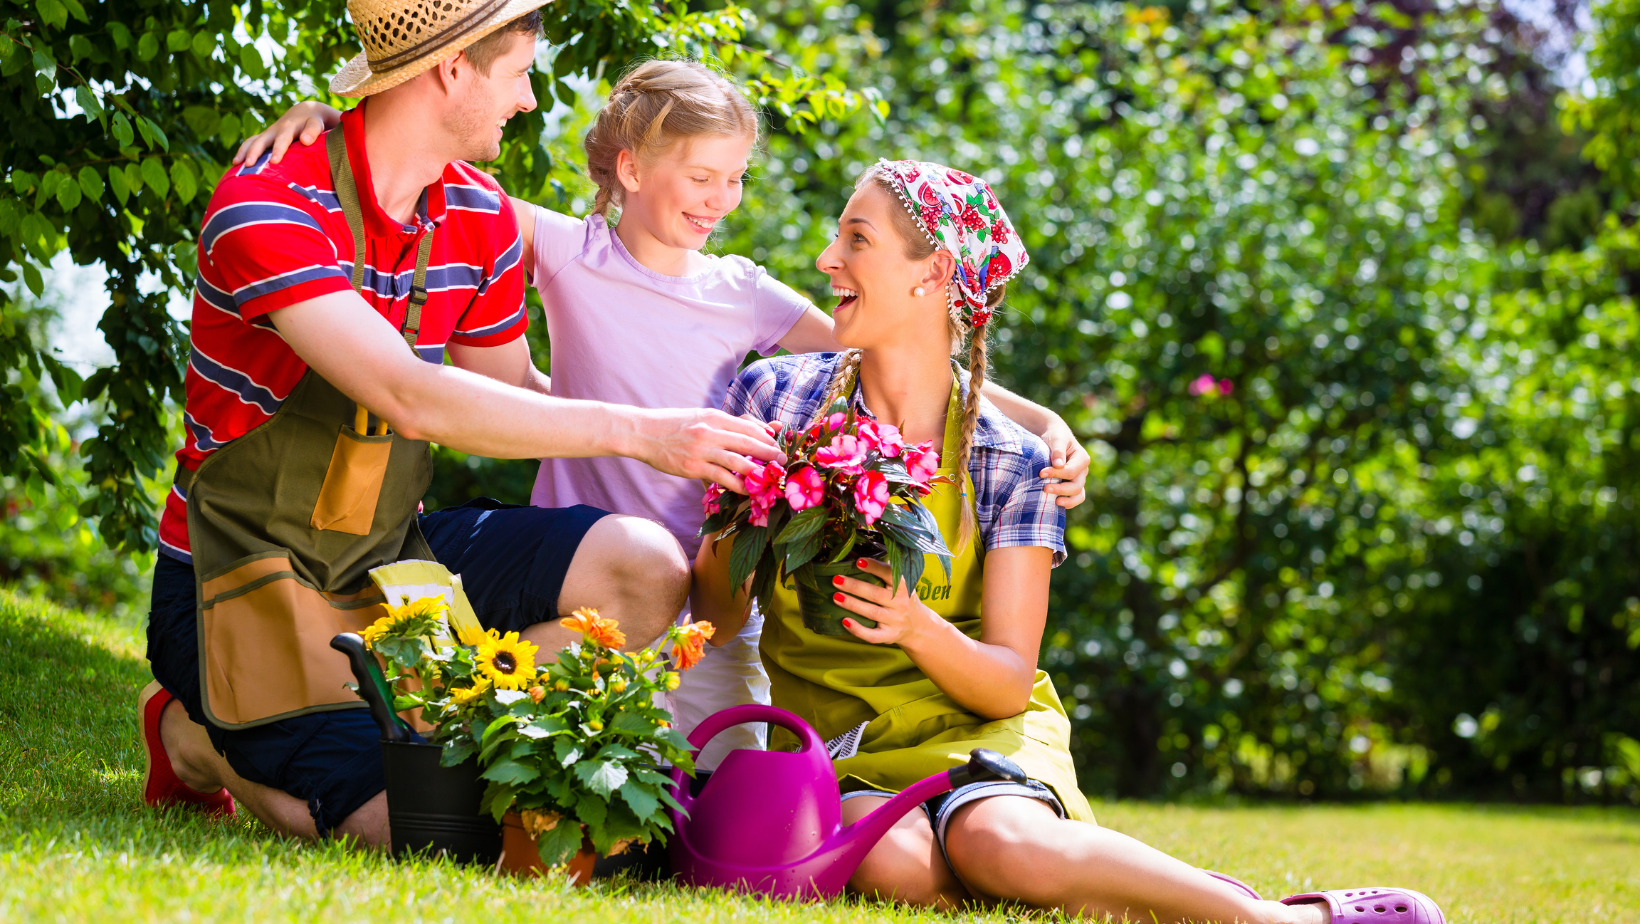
<box><xmin>146</xmin><ymin>499</ymin><xmax>608</xmax><ymax>835</ymax></box>
<box><xmin>841</xmin><ymin>778</ymin><xmax>1066</xmax><ymax>865</ymax></box>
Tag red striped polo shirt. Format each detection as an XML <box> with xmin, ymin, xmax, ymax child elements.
<box><xmin>158</xmin><ymin>101</ymin><xmax>527</xmax><ymax>563</ymax></box>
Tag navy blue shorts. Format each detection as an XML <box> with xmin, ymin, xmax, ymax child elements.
<box><xmin>146</xmin><ymin>499</ymin><xmax>609</xmax><ymax>835</ymax></box>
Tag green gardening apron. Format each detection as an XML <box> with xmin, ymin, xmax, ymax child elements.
<box><xmin>761</xmin><ymin>373</ymin><xmax>1096</xmax><ymax>823</ymax></box>
<box><xmin>184</xmin><ymin>129</ymin><xmax>437</xmax><ymax>730</ymax></box>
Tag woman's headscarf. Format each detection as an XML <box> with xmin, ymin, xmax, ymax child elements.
<box><xmin>869</xmin><ymin>159</ymin><xmax>1029</xmax><ymax>329</ymax></box>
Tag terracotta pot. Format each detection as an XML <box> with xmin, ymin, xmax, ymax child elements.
<box><xmin>497</xmin><ymin>812</ymin><xmax>596</xmax><ymax>885</ymax></box>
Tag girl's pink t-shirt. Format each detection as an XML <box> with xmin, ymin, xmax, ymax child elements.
<box><xmin>527</xmin><ymin>208</ymin><xmax>811</xmax><ymax>555</ymax></box>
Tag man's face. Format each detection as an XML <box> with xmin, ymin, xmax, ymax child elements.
<box><xmin>445</xmin><ymin>32</ymin><xmax>538</xmax><ymax>162</ymax></box>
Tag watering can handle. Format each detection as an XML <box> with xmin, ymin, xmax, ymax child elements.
<box><xmin>669</xmin><ymin>704</ymin><xmax>826</xmax><ymax>811</ymax></box>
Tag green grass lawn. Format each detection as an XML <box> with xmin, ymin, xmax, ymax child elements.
<box><xmin>0</xmin><ymin>587</ymin><xmax>1634</xmax><ymax>923</ymax></box>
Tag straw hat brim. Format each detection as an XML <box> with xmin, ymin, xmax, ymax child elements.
<box><xmin>330</xmin><ymin>0</ymin><xmax>551</xmax><ymax>98</ymax></box>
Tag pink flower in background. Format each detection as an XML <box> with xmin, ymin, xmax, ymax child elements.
<box><xmin>816</xmin><ymin>434</ymin><xmax>868</xmax><ymax>474</ymax></box>
<box><xmin>784</xmin><ymin>466</ymin><xmax>825</xmax><ymax>511</ymax></box>
<box><xmin>702</xmin><ymin>483</ymin><xmax>726</xmax><ymax>515</ymax></box>
<box><xmin>903</xmin><ymin>440</ymin><xmax>941</xmax><ymax>486</ymax></box>
<box><xmin>859</xmin><ymin>420</ymin><xmax>905</xmax><ymax>458</ymax></box>
<box><xmin>744</xmin><ymin>461</ymin><xmax>786</xmax><ymax>527</ymax></box>
<box><xmin>853</xmin><ymin>471</ymin><xmax>890</xmax><ymax>525</ymax></box>
<box><xmin>1189</xmin><ymin>374</ymin><xmax>1234</xmax><ymax>398</ymax></box>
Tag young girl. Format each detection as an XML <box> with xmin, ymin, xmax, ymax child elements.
<box><xmin>236</xmin><ymin>60</ymin><xmax>1090</xmax><ymax>767</ymax></box>
<box><xmin>690</xmin><ymin>162</ymin><xmax>1446</xmax><ymax>924</ymax></box>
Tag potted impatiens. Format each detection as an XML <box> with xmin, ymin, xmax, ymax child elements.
<box><xmin>360</xmin><ymin>597</ymin><xmax>712</xmax><ymax>877</ymax></box>
<box><xmin>699</xmin><ymin>397</ymin><xmax>952</xmax><ymax>636</ymax></box>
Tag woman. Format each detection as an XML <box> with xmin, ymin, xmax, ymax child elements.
<box><xmin>692</xmin><ymin>160</ymin><xmax>1444</xmax><ymax>924</ymax></box>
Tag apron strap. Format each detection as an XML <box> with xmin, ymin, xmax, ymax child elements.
<box><xmin>325</xmin><ymin>127</ymin><xmax>436</xmax><ymax>357</ymax></box>
<box><xmin>326</xmin><ymin>126</ymin><xmax>435</xmax><ymax>434</ymax></box>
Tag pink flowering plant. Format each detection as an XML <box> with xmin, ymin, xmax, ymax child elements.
<box><xmin>701</xmin><ymin>398</ymin><xmax>952</xmax><ymax>625</ymax></box>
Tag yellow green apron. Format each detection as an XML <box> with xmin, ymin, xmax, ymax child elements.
<box><xmin>760</xmin><ymin>377</ymin><xmax>1096</xmax><ymax>824</ymax></box>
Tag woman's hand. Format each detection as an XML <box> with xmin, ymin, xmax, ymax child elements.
<box><xmin>233</xmin><ymin>101</ymin><xmax>342</xmax><ymax>166</ymax></box>
<box><xmin>832</xmin><ymin>559</ymin><xmax>941</xmax><ymax>646</ymax></box>
<box><xmin>1039</xmin><ymin>417</ymin><xmax>1089</xmax><ymax>510</ymax></box>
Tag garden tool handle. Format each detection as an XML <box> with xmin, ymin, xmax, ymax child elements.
<box><xmin>330</xmin><ymin>632</ymin><xmax>412</xmax><ymax>743</ymax></box>
<box><xmin>670</xmin><ymin>705</ymin><xmax>827</xmax><ymax>808</ymax></box>
<box><xmin>947</xmin><ymin>748</ymin><xmax>1029</xmax><ymax>788</ymax></box>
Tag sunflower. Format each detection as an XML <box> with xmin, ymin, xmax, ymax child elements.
<box><xmin>476</xmin><ymin>630</ymin><xmax>539</xmax><ymax>690</ymax></box>
<box><xmin>562</xmin><ymin>607</ymin><xmax>626</xmax><ymax>650</ymax></box>
<box><xmin>360</xmin><ymin>595</ymin><xmax>448</xmax><ymax>649</ymax></box>
<box><xmin>449</xmin><ymin>679</ymin><xmax>491</xmax><ymax>707</ymax></box>
<box><xmin>671</xmin><ymin>619</ymin><xmax>716</xmax><ymax>671</ymax></box>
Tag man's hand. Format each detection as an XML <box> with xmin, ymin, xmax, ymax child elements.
<box><xmin>1039</xmin><ymin>419</ymin><xmax>1090</xmax><ymax>510</ymax></box>
<box><xmin>627</xmin><ymin>408</ymin><xmax>783</xmax><ymax>495</ymax></box>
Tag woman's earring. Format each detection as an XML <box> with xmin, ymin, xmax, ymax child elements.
<box><xmin>914</xmin><ymin>286</ymin><xmax>926</xmax><ymax>297</ymax></box>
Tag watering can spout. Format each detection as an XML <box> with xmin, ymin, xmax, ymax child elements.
<box><xmin>818</xmin><ymin>748</ymin><xmax>1030</xmax><ymax>874</ymax></box>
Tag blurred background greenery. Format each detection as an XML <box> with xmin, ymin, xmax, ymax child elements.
<box><xmin>4</xmin><ymin>0</ymin><xmax>1639</xmax><ymax>805</ymax></box>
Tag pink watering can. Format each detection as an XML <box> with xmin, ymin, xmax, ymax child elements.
<box><xmin>669</xmin><ymin>704</ymin><xmax>1028</xmax><ymax>899</ymax></box>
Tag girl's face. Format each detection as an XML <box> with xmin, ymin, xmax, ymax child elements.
<box><xmin>617</xmin><ymin>134</ymin><xmax>753</xmax><ymax>251</ymax></box>
<box><xmin>817</xmin><ymin>183</ymin><xmax>950</xmax><ymax>350</ymax></box>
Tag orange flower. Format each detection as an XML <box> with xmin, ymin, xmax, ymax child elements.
<box><xmin>672</xmin><ymin>620</ymin><xmax>715</xmax><ymax>672</ymax></box>
<box><xmin>562</xmin><ymin>607</ymin><xmax>626</xmax><ymax>650</ymax></box>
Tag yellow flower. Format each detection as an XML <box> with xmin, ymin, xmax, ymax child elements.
<box><xmin>562</xmin><ymin>607</ymin><xmax>626</xmax><ymax>650</ymax></box>
<box><xmin>528</xmin><ymin>685</ymin><xmax>546</xmax><ymax>703</ymax></box>
<box><xmin>450</xmin><ymin>679</ymin><xmax>490</xmax><ymax>707</ymax></box>
<box><xmin>476</xmin><ymin>630</ymin><xmax>539</xmax><ymax>690</ymax></box>
<box><xmin>360</xmin><ymin>596</ymin><xmax>447</xmax><ymax>649</ymax></box>
<box><xmin>672</xmin><ymin>620</ymin><xmax>715</xmax><ymax>672</ymax></box>
<box><xmin>663</xmin><ymin>672</ymin><xmax>681</xmax><ymax>691</ymax></box>
<box><xmin>610</xmin><ymin>678</ymin><xmax>627</xmax><ymax>693</ymax></box>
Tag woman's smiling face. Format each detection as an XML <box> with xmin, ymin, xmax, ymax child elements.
<box><xmin>817</xmin><ymin>183</ymin><xmax>950</xmax><ymax>350</ymax></box>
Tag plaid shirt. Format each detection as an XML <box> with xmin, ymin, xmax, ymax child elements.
<box><xmin>724</xmin><ymin>353</ymin><xmax>1065</xmax><ymax>565</ymax></box>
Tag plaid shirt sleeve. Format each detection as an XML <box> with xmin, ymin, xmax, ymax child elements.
<box><xmin>974</xmin><ymin>425</ymin><xmax>1068</xmax><ymax>567</ymax></box>
<box><xmin>724</xmin><ymin>353</ymin><xmax>838</xmax><ymax>427</ymax></box>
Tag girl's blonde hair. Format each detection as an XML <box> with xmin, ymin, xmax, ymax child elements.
<box><xmin>813</xmin><ymin>170</ymin><xmax>1008</xmax><ymax>552</ymax></box>
<box><xmin>584</xmin><ymin>59</ymin><xmax>760</xmax><ymax>217</ymax></box>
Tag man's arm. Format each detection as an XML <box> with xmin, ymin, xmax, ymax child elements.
<box><xmin>272</xmin><ymin>291</ymin><xmax>775</xmax><ymax>489</ymax></box>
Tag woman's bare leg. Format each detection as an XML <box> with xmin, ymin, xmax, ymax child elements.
<box><xmin>943</xmin><ymin>796</ymin><xmax>1329</xmax><ymax>924</ymax></box>
<box><xmin>841</xmin><ymin>795</ymin><xmax>973</xmax><ymax>909</ymax></box>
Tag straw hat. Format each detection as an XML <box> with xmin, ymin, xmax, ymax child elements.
<box><xmin>330</xmin><ymin>0</ymin><xmax>551</xmax><ymax>97</ymax></box>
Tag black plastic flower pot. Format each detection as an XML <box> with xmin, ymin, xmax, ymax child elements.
<box><xmin>794</xmin><ymin>559</ymin><xmax>884</xmax><ymax>636</ymax></box>
<box><xmin>383</xmin><ymin>741</ymin><xmax>501</xmax><ymax>866</ymax></box>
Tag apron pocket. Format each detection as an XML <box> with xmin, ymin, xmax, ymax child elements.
<box><xmin>199</xmin><ymin>552</ymin><xmax>387</xmax><ymax>728</ymax></box>
<box><xmin>311</xmin><ymin>425</ymin><xmax>393</xmax><ymax>535</ymax></box>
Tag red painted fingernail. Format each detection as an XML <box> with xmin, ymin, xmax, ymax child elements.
<box><xmin>833</xmin><ymin>592</ymin><xmax>845</xmax><ymax>604</ymax></box>
<box><xmin>843</xmin><ymin>618</ymin><xmax>854</xmax><ymax>628</ymax></box>
<box><xmin>833</xmin><ymin>575</ymin><xmax>845</xmax><ymax>586</ymax></box>
<box><xmin>856</xmin><ymin>559</ymin><xmax>869</xmax><ymax>569</ymax></box>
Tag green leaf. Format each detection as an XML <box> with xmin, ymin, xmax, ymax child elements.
<box><xmin>137</xmin><ymin>32</ymin><xmax>159</xmax><ymax>61</ymax></box>
<box><xmin>107</xmin><ymin>166</ymin><xmax>129</xmax><ymax>205</ymax></box>
<box><xmin>56</xmin><ymin>177</ymin><xmax>81</xmax><ymax>211</ymax></box>
<box><xmin>171</xmin><ymin>159</ymin><xmax>198</xmax><ymax>205</ymax></box>
<box><xmin>22</xmin><ymin>262</ymin><xmax>44</xmax><ymax>298</ymax></box>
<box><xmin>774</xmin><ymin>505</ymin><xmax>825</xmax><ymax>544</ymax></box>
<box><xmin>124</xmin><ymin>163</ymin><xmax>143</xmax><ymax>193</ymax></box>
<box><xmin>141</xmin><ymin>157</ymin><xmax>169</xmax><ymax>200</ymax></box>
<box><xmin>439</xmin><ymin>739</ymin><xmax>476</xmax><ymax>767</ymax></box>
<box><xmin>728</xmin><ymin>524</ymin><xmax>768</xmax><ymax>590</ymax></box>
<box><xmin>190</xmin><ymin>32</ymin><xmax>215</xmax><ymax>60</ymax></box>
<box><xmin>610</xmin><ymin>712</ymin><xmax>654</xmax><ymax>735</ymax></box>
<box><xmin>12</xmin><ymin>171</ymin><xmax>38</xmax><ymax>195</ymax></box>
<box><xmin>479</xmin><ymin>758</ymin><xmax>539</xmax><ymax>785</ymax></box>
<box><xmin>60</xmin><ymin>0</ymin><xmax>87</xmax><ymax>22</ymax></box>
<box><xmin>573</xmin><ymin>758</ymin><xmax>628</xmax><ymax>797</ymax></box>
<box><xmin>553</xmin><ymin>736</ymin><xmax>581</xmax><ymax>767</ymax></box>
<box><xmin>73</xmin><ymin>86</ymin><xmax>103</xmax><ymax>122</ymax></box>
<box><xmin>36</xmin><ymin>0</ymin><xmax>68</xmax><ymax>29</ymax></box>
<box><xmin>218</xmin><ymin>113</ymin><xmax>242</xmax><ymax>144</ymax></box>
<box><xmin>19</xmin><ymin>212</ymin><xmax>56</xmax><ymax>261</ymax></box>
<box><xmin>0</xmin><ymin>199</ymin><xmax>17</xmax><ymax>238</ymax></box>
<box><xmin>111</xmin><ymin>112</ymin><xmax>134</xmax><ymax>148</ymax></box>
<box><xmin>166</xmin><ymin>30</ymin><xmax>189</xmax><ymax>53</ymax></box>
<box><xmin>33</xmin><ymin>49</ymin><xmax>57</xmax><ymax>94</ymax></box>
<box><xmin>108</xmin><ymin>22</ymin><xmax>132</xmax><ymax>50</ymax></box>
<box><xmin>532</xmin><ymin>816</ymin><xmax>584</xmax><ymax>867</ymax></box>
<box><xmin>138</xmin><ymin>117</ymin><xmax>169</xmax><ymax>151</ymax></box>
<box><xmin>239</xmin><ymin>44</ymin><xmax>265</xmax><ymax>78</ymax></box>
<box><xmin>76</xmin><ymin>166</ymin><xmax>103</xmax><ymax>203</ymax></box>
<box><xmin>617</xmin><ymin>779</ymin><xmax>662</xmax><ymax>822</ymax></box>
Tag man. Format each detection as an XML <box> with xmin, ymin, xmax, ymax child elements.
<box><xmin>138</xmin><ymin>0</ymin><xmax>778</xmax><ymax>848</ymax></box>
